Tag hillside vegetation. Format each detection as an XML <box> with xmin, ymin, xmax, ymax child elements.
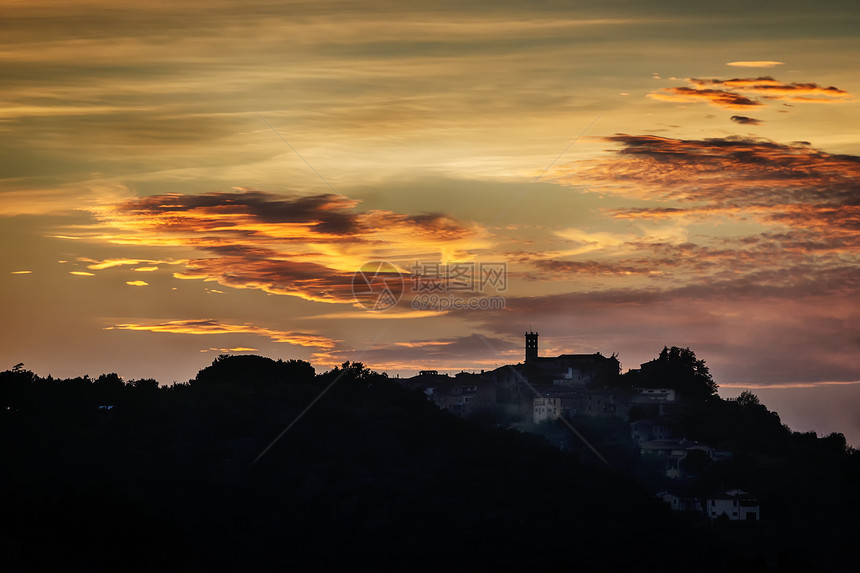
<box><xmin>1</xmin><ymin>354</ymin><xmax>857</xmax><ymax>571</ymax></box>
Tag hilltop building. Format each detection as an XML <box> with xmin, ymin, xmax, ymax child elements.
<box><xmin>400</xmin><ymin>331</ymin><xmax>758</xmax><ymax>520</ymax></box>
<box><xmin>404</xmin><ymin>332</ymin><xmax>621</xmax><ymax>422</ymax></box>
<box><xmin>519</xmin><ymin>330</ymin><xmax>620</xmax><ymax>386</ymax></box>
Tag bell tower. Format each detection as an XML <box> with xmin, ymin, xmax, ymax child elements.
<box><xmin>525</xmin><ymin>331</ymin><xmax>539</xmax><ymax>363</ymax></box>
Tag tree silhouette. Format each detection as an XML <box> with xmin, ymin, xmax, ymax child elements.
<box><xmin>736</xmin><ymin>390</ymin><xmax>761</xmax><ymax>407</ymax></box>
<box><xmin>642</xmin><ymin>346</ymin><xmax>718</xmax><ymax>402</ymax></box>
<box><xmin>194</xmin><ymin>354</ymin><xmax>315</xmax><ymax>388</ymax></box>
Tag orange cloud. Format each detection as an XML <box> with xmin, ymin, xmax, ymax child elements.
<box><xmin>726</xmin><ymin>61</ymin><xmax>784</xmax><ymax>68</ymax></box>
<box><xmin>82</xmin><ymin>258</ymin><xmax>182</xmax><ymax>270</ymax></box>
<box><xmin>125</xmin><ymin>280</ymin><xmax>149</xmax><ymax>286</ymax></box>
<box><xmin>111</xmin><ymin>319</ymin><xmax>338</xmax><ymax>349</ymax></box>
<box><xmin>649</xmin><ymin>76</ymin><xmax>852</xmax><ymax>109</ymax></box>
<box><xmin>84</xmin><ymin>190</ymin><xmax>487</xmax><ymax>305</ymax></box>
<box><xmin>393</xmin><ymin>341</ymin><xmax>451</xmax><ymax>348</ymax></box>
<box><xmin>173</xmin><ymin>253</ymin><xmax>359</xmax><ymax>303</ymax></box>
<box><xmin>690</xmin><ymin>77</ymin><xmax>852</xmax><ymax>103</ymax></box>
<box><xmin>648</xmin><ymin>87</ymin><xmax>761</xmax><ymax>108</ymax></box>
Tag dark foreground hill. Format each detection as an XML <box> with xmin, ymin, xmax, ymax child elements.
<box><xmin>1</xmin><ymin>356</ymin><xmax>857</xmax><ymax>571</ymax></box>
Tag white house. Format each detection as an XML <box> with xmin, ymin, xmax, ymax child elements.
<box><xmin>706</xmin><ymin>489</ymin><xmax>759</xmax><ymax>521</ymax></box>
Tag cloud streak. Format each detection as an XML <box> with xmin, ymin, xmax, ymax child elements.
<box><xmin>726</xmin><ymin>61</ymin><xmax>784</xmax><ymax>68</ymax></box>
<box><xmin>317</xmin><ymin>333</ymin><xmax>521</xmax><ymax>372</ymax></box>
<box><xmin>111</xmin><ymin>319</ymin><xmax>338</xmax><ymax>349</ymax></box>
<box><xmin>690</xmin><ymin>77</ymin><xmax>852</xmax><ymax>103</ymax></box>
<box><xmin>649</xmin><ymin>76</ymin><xmax>852</xmax><ymax>109</ymax></box>
<box><xmin>575</xmin><ymin>135</ymin><xmax>859</xmax><ymax>214</ymax></box>
<box><xmin>648</xmin><ymin>87</ymin><xmax>762</xmax><ymax>108</ymax></box>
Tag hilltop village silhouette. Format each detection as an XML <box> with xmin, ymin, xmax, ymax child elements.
<box><xmin>2</xmin><ymin>339</ymin><xmax>857</xmax><ymax>571</ymax></box>
<box><xmin>402</xmin><ymin>331</ymin><xmax>757</xmax><ymax>519</ymax></box>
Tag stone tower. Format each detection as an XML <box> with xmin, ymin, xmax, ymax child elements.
<box><xmin>525</xmin><ymin>331</ymin><xmax>539</xmax><ymax>363</ymax></box>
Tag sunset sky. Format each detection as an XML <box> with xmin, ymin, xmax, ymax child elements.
<box><xmin>2</xmin><ymin>1</ymin><xmax>858</xmax><ymax>443</ymax></box>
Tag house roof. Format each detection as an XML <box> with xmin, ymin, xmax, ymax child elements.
<box><xmin>708</xmin><ymin>489</ymin><xmax>757</xmax><ymax>500</ymax></box>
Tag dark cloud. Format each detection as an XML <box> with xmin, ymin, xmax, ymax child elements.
<box><xmin>589</xmin><ymin>134</ymin><xmax>860</xmax><ymax>212</ymax></box>
<box><xmin>116</xmin><ymin>191</ymin><xmax>365</xmax><ymax>235</ymax></box>
<box><xmin>730</xmin><ymin>115</ymin><xmax>763</xmax><ymax>125</ymax></box>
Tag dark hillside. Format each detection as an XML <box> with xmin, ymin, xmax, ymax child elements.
<box><xmin>1</xmin><ymin>356</ymin><xmax>857</xmax><ymax>571</ymax></box>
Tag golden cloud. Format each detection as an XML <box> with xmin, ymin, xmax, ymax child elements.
<box><xmin>648</xmin><ymin>87</ymin><xmax>761</xmax><ymax>108</ymax></box>
<box><xmin>82</xmin><ymin>257</ymin><xmax>183</xmax><ymax>270</ymax></box>
<box><xmin>111</xmin><ymin>319</ymin><xmax>338</xmax><ymax>349</ymax></box>
<box><xmin>726</xmin><ymin>61</ymin><xmax>784</xmax><ymax>68</ymax></box>
<box><xmin>690</xmin><ymin>77</ymin><xmax>852</xmax><ymax>103</ymax></box>
<box><xmin>86</xmin><ymin>190</ymin><xmax>487</xmax><ymax>304</ymax></box>
<box><xmin>649</xmin><ymin>76</ymin><xmax>852</xmax><ymax>109</ymax></box>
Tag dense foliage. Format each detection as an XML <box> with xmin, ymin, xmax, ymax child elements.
<box><xmin>622</xmin><ymin>345</ymin><xmax>720</xmax><ymax>401</ymax></box>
